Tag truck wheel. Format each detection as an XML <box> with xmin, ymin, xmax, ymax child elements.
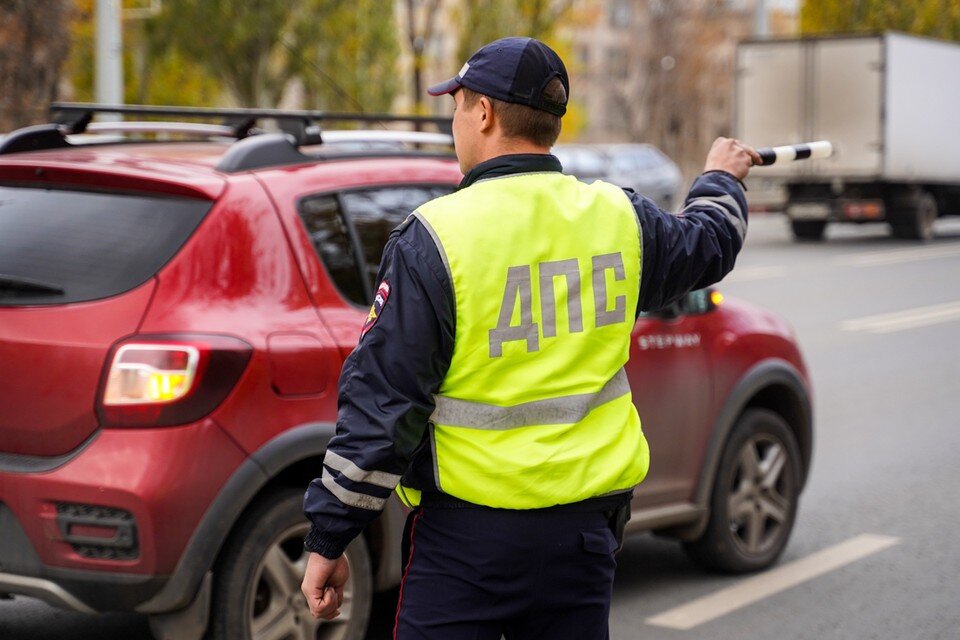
<box><xmin>789</xmin><ymin>220</ymin><xmax>827</xmax><ymax>241</ymax></box>
<box><xmin>683</xmin><ymin>409</ymin><xmax>801</xmax><ymax>573</ymax></box>
<box><xmin>209</xmin><ymin>488</ymin><xmax>372</xmax><ymax>640</ymax></box>
<box><xmin>891</xmin><ymin>191</ymin><xmax>937</xmax><ymax>241</ymax></box>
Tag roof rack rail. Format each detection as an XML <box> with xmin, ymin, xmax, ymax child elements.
<box><xmin>321</xmin><ymin>130</ymin><xmax>453</xmax><ymax>146</ymax></box>
<box><xmin>49</xmin><ymin>102</ymin><xmax>452</xmax><ymax>140</ymax></box>
<box><xmin>0</xmin><ymin>103</ymin><xmax>454</xmax><ymax>172</ymax></box>
<box><xmin>84</xmin><ymin>121</ymin><xmax>241</xmax><ymax>138</ymax></box>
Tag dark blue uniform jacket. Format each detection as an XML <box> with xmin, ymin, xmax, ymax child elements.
<box><xmin>303</xmin><ymin>154</ymin><xmax>749</xmax><ymax>558</ymax></box>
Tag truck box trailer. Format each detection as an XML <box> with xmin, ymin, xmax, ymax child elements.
<box><xmin>735</xmin><ymin>33</ymin><xmax>960</xmax><ymax>240</ymax></box>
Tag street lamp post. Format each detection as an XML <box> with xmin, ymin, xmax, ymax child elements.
<box><xmin>95</xmin><ymin>0</ymin><xmax>124</xmax><ymax>117</ymax></box>
<box><xmin>754</xmin><ymin>0</ymin><xmax>769</xmax><ymax>38</ymax></box>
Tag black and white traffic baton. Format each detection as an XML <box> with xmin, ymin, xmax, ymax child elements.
<box><xmin>755</xmin><ymin>141</ymin><xmax>833</xmax><ymax>165</ymax></box>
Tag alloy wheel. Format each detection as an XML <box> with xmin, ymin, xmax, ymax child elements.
<box><xmin>726</xmin><ymin>434</ymin><xmax>793</xmax><ymax>557</ymax></box>
<box><xmin>247</xmin><ymin>522</ymin><xmax>355</xmax><ymax>640</ymax></box>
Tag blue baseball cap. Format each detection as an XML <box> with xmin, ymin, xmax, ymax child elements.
<box><xmin>428</xmin><ymin>37</ymin><xmax>569</xmax><ymax>116</ymax></box>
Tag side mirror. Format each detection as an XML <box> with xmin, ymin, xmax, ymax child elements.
<box><xmin>644</xmin><ymin>288</ymin><xmax>721</xmax><ymax>320</ymax></box>
<box><xmin>682</xmin><ymin>288</ymin><xmax>722</xmax><ymax>315</ymax></box>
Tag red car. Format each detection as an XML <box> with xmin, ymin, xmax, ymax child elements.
<box><xmin>0</xmin><ymin>105</ymin><xmax>812</xmax><ymax>640</ymax></box>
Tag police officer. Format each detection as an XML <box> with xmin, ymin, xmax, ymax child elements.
<box><xmin>301</xmin><ymin>36</ymin><xmax>761</xmax><ymax>639</ymax></box>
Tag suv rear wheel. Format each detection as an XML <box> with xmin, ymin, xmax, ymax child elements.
<box><xmin>210</xmin><ymin>488</ymin><xmax>372</xmax><ymax>640</ymax></box>
<box><xmin>684</xmin><ymin>409</ymin><xmax>800</xmax><ymax>573</ymax></box>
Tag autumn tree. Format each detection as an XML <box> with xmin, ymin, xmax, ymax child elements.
<box><xmin>399</xmin><ymin>0</ymin><xmax>445</xmax><ymax>116</ymax></box>
<box><xmin>455</xmin><ymin>0</ymin><xmax>578</xmax><ymax>62</ymax></box>
<box><xmin>65</xmin><ymin>0</ymin><xmax>222</xmax><ymax>107</ymax></box>
<box><xmin>607</xmin><ymin>0</ymin><xmax>753</xmax><ymax>178</ymax></box>
<box><xmin>288</xmin><ymin>0</ymin><xmax>400</xmax><ymax>112</ymax></box>
<box><xmin>800</xmin><ymin>0</ymin><xmax>960</xmax><ymax>41</ymax></box>
<box><xmin>64</xmin><ymin>0</ymin><xmax>399</xmax><ymax>113</ymax></box>
<box><xmin>0</xmin><ymin>0</ymin><xmax>71</xmax><ymax>130</ymax></box>
<box><xmin>149</xmin><ymin>0</ymin><xmax>296</xmax><ymax>107</ymax></box>
<box><xmin>147</xmin><ymin>0</ymin><xmax>400</xmax><ymax>111</ymax></box>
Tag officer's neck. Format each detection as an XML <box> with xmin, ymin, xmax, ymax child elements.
<box><xmin>476</xmin><ymin>137</ymin><xmax>551</xmax><ymax>165</ymax></box>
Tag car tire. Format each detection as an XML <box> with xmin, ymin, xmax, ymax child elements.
<box><xmin>789</xmin><ymin>219</ymin><xmax>827</xmax><ymax>241</ymax></box>
<box><xmin>890</xmin><ymin>190</ymin><xmax>937</xmax><ymax>241</ymax></box>
<box><xmin>683</xmin><ymin>409</ymin><xmax>801</xmax><ymax>574</ymax></box>
<box><xmin>209</xmin><ymin>487</ymin><xmax>372</xmax><ymax>640</ymax></box>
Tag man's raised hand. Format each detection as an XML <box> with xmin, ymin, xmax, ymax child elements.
<box><xmin>704</xmin><ymin>137</ymin><xmax>763</xmax><ymax>181</ymax></box>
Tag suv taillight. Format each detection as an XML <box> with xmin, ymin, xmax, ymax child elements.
<box><xmin>98</xmin><ymin>334</ymin><xmax>252</xmax><ymax>427</ymax></box>
<box><xmin>104</xmin><ymin>344</ymin><xmax>200</xmax><ymax>405</ymax></box>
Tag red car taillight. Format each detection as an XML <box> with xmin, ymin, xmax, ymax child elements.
<box><xmin>97</xmin><ymin>334</ymin><xmax>252</xmax><ymax>427</ymax></box>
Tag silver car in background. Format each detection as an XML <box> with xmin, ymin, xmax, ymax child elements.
<box><xmin>553</xmin><ymin>142</ymin><xmax>682</xmax><ymax>211</ymax></box>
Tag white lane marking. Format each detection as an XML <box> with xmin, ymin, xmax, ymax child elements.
<box><xmin>728</xmin><ymin>265</ymin><xmax>787</xmax><ymax>282</ymax></box>
<box><xmin>835</xmin><ymin>243</ymin><xmax>960</xmax><ymax>267</ymax></box>
<box><xmin>646</xmin><ymin>534</ymin><xmax>900</xmax><ymax>631</ymax></box>
<box><xmin>840</xmin><ymin>301</ymin><xmax>960</xmax><ymax>334</ymax></box>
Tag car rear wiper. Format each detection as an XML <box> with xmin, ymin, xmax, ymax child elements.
<box><xmin>0</xmin><ymin>274</ymin><xmax>65</xmax><ymax>295</ymax></box>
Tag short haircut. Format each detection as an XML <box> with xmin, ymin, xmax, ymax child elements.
<box><xmin>461</xmin><ymin>78</ymin><xmax>566</xmax><ymax>147</ymax></box>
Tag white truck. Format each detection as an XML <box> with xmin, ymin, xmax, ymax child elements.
<box><xmin>735</xmin><ymin>33</ymin><xmax>960</xmax><ymax>240</ymax></box>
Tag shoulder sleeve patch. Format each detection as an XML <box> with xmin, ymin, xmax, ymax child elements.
<box><xmin>360</xmin><ymin>281</ymin><xmax>391</xmax><ymax>339</ymax></box>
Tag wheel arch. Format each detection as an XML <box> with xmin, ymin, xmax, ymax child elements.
<box><xmin>137</xmin><ymin>421</ymin><xmax>367</xmax><ymax>615</ymax></box>
<box><xmin>249</xmin><ymin>449</ymin><xmax>405</xmax><ymax>596</ymax></box>
<box><xmin>675</xmin><ymin>359</ymin><xmax>813</xmax><ymax>541</ymax></box>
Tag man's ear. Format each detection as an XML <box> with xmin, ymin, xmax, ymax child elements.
<box><xmin>478</xmin><ymin>96</ymin><xmax>495</xmax><ymax>134</ymax></box>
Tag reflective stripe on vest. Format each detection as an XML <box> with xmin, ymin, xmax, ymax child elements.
<box><xmin>398</xmin><ymin>172</ymin><xmax>650</xmax><ymax>510</ymax></box>
<box><xmin>431</xmin><ymin>368</ymin><xmax>630</xmax><ymax>430</ymax></box>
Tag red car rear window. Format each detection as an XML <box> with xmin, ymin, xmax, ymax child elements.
<box><xmin>0</xmin><ymin>185</ymin><xmax>211</xmax><ymax>306</ymax></box>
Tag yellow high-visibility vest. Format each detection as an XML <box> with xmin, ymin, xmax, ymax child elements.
<box><xmin>397</xmin><ymin>171</ymin><xmax>649</xmax><ymax>509</ymax></box>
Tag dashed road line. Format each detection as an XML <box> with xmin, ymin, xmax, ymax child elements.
<box><xmin>840</xmin><ymin>301</ymin><xmax>960</xmax><ymax>334</ymax></box>
<box><xmin>835</xmin><ymin>243</ymin><xmax>960</xmax><ymax>267</ymax></box>
<box><xmin>646</xmin><ymin>534</ymin><xmax>900</xmax><ymax>631</ymax></box>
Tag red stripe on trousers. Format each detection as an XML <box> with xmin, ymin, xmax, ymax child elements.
<box><xmin>393</xmin><ymin>509</ymin><xmax>424</xmax><ymax>640</ymax></box>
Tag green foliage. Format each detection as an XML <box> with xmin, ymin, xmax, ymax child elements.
<box><xmin>134</xmin><ymin>43</ymin><xmax>225</xmax><ymax>107</ymax></box>
<box><xmin>150</xmin><ymin>0</ymin><xmax>295</xmax><ymax>106</ymax></box>
<box><xmin>800</xmin><ymin>0</ymin><xmax>960</xmax><ymax>41</ymax></box>
<box><xmin>289</xmin><ymin>0</ymin><xmax>400</xmax><ymax>112</ymax></box>
<box><xmin>455</xmin><ymin>0</ymin><xmax>576</xmax><ymax>62</ymax></box>
<box><xmin>67</xmin><ymin>0</ymin><xmax>225</xmax><ymax>106</ymax></box>
<box><xmin>65</xmin><ymin>0</ymin><xmax>95</xmax><ymax>102</ymax></box>
<box><xmin>152</xmin><ymin>0</ymin><xmax>398</xmax><ymax>109</ymax></box>
<box><xmin>65</xmin><ymin>0</ymin><xmax>399</xmax><ymax>112</ymax></box>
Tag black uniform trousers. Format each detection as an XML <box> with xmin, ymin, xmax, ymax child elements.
<box><xmin>393</xmin><ymin>497</ymin><xmax>626</xmax><ymax>640</ymax></box>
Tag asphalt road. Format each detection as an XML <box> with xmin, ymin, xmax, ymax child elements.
<box><xmin>606</xmin><ymin>215</ymin><xmax>960</xmax><ymax>640</ymax></box>
<box><xmin>3</xmin><ymin>214</ymin><xmax>959</xmax><ymax>639</ymax></box>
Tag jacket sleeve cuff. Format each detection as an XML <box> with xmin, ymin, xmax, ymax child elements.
<box><xmin>700</xmin><ymin>169</ymin><xmax>747</xmax><ymax>192</ymax></box>
<box><xmin>303</xmin><ymin>526</ymin><xmax>348</xmax><ymax>559</ymax></box>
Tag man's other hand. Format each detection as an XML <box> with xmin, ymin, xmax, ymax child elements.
<box><xmin>301</xmin><ymin>551</ymin><xmax>350</xmax><ymax>620</ymax></box>
<box><xmin>704</xmin><ymin>137</ymin><xmax>763</xmax><ymax>181</ymax></box>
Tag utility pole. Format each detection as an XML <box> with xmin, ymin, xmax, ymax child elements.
<box><xmin>754</xmin><ymin>0</ymin><xmax>769</xmax><ymax>38</ymax></box>
<box><xmin>95</xmin><ymin>0</ymin><xmax>124</xmax><ymax>114</ymax></box>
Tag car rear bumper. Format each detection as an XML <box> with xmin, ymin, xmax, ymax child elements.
<box><xmin>0</xmin><ymin>500</ymin><xmax>168</xmax><ymax>611</ymax></box>
<box><xmin>0</xmin><ymin>570</ymin><xmax>167</xmax><ymax>613</ymax></box>
<box><xmin>0</xmin><ymin>419</ymin><xmax>246</xmax><ymax>612</ymax></box>
<box><xmin>0</xmin><ymin>573</ymin><xmax>97</xmax><ymax>613</ymax></box>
